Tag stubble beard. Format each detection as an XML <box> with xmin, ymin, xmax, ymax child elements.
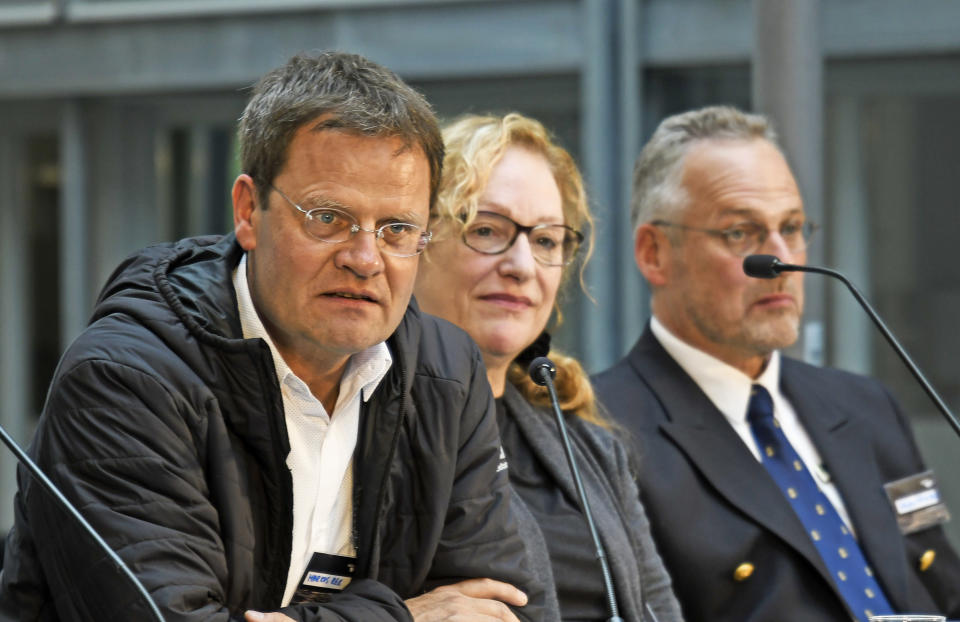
<box><xmin>741</xmin><ymin>308</ymin><xmax>801</xmax><ymax>353</ymax></box>
<box><xmin>690</xmin><ymin>303</ymin><xmax>801</xmax><ymax>361</ymax></box>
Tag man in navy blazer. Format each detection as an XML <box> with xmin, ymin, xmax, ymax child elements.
<box><xmin>593</xmin><ymin>105</ymin><xmax>960</xmax><ymax>621</ymax></box>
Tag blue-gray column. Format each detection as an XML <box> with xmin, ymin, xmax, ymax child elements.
<box><xmin>579</xmin><ymin>0</ymin><xmax>643</xmax><ymax>373</ymax></box>
<box><xmin>60</xmin><ymin>99</ymin><xmax>91</xmax><ymax>346</ymax></box>
<box><xmin>828</xmin><ymin>97</ymin><xmax>871</xmax><ymax>374</ymax></box>
<box><xmin>752</xmin><ymin>0</ymin><xmax>824</xmax><ymax>365</ymax></box>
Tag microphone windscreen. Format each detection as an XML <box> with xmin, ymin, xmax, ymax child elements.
<box><xmin>528</xmin><ymin>356</ymin><xmax>556</xmax><ymax>386</ymax></box>
<box><xmin>743</xmin><ymin>254</ymin><xmax>782</xmax><ymax>279</ymax></box>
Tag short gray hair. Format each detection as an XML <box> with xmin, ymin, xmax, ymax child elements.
<box><xmin>630</xmin><ymin>105</ymin><xmax>778</xmax><ymax>231</ymax></box>
<box><xmin>239</xmin><ymin>50</ymin><xmax>443</xmax><ymax>210</ymax></box>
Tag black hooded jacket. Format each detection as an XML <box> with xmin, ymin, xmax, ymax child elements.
<box><xmin>0</xmin><ymin>234</ymin><xmax>540</xmax><ymax>621</ymax></box>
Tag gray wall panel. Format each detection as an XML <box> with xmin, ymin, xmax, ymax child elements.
<box><xmin>0</xmin><ymin>1</ymin><xmax>583</xmax><ymax>98</ymax></box>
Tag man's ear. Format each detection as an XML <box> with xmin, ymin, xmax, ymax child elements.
<box><xmin>634</xmin><ymin>223</ymin><xmax>671</xmax><ymax>287</ymax></box>
<box><xmin>233</xmin><ymin>174</ymin><xmax>258</xmax><ymax>251</ymax></box>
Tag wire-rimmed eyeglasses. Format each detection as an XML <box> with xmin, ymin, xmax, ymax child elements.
<box><xmin>461</xmin><ymin>210</ymin><xmax>584</xmax><ymax>267</ymax></box>
<box><xmin>651</xmin><ymin>218</ymin><xmax>817</xmax><ymax>258</ymax></box>
<box><xmin>270</xmin><ymin>185</ymin><xmax>432</xmax><ymax>258</ymax></box>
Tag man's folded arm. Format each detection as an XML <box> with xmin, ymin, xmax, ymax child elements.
<box><xmin>422</xmin><ymin>351</ymin><xmax>546</xmax><ymax>622</ymax></box>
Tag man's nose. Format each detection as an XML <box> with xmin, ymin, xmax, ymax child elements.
<box><xmin>336</xmin><ymin>228</ymin><xmax>384</xmax><ymax>277</ymax></box>
<box><xmin>759</xmin><ymin>228</ymin><xmax>797</xmax><ymax>263</ymax></box>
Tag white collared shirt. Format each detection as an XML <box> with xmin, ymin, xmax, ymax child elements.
<box><xmin>650</xmin><ymin>316</ymin><xmax>854</xmax><ymax>529</ymax></box>
<box><xmin>233</xmin><ymin>254</ymin><xmax>392</xmax><ymax>606</ymax></box>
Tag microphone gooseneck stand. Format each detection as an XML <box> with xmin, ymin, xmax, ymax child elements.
<box><xmin>743</xmin><ymin>253</ymin><xmax>960</xmax><ymax>440</ymax></box>
<box><xmin>527</xmin><ymin>356</ymin><xmax>625</xmax><ymax>622</ymax></box>
<box><xmin>0</xmin><ymin>422</ymin><xmax>166</xmax><ymax>622</ymax></box>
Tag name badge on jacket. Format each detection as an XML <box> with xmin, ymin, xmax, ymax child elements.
<box><xmin>883</xmin><ymin>470</ymin><xmax>951</xmax><ymax>535</ymax></box>
<box><xmin>291</xmin><ymin>552</ymin><xmax>357</xmax><ymax>604</ymax></box>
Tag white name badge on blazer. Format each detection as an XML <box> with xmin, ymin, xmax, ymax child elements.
<box><xmin>883</xmin><ymin>470</ymin><xmax>951</xmax><ymax>534</ymax></box>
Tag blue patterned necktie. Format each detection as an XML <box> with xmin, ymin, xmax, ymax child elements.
<box><xmin>747</xmin><ymin>384</ymin><xmax>894</xmax><ymax>621</ymax></box>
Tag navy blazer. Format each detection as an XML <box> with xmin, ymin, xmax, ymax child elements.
<box><xmin>593</xmin><ymin>327</ymin><xmax>960</xmax><ymax>622</ymax></box>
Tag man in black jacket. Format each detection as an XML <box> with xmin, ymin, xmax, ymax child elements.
<box><xmin>0</xmin><ymin>51</ymin><xmax>541</xmax><ymax>622</ymax></box>
<box><xmin>593</xmin><ymin>105</ymin><xmax>960</xmax><ymax>621</ymax></box>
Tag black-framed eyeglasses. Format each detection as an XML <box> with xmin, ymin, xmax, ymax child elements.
<box><xmin>651</xmin><ymin>218</ymin><xmax>817</xmax><ymax>258</ymax></box>
<box><xmin>461</xmin><ymin>210</ymin><xmax>584</xmax><ymax>267</ymax></box>
<box><xmin>270</xmin><ymin>185</ymin><xmax>432</xmax><ymax>258</ymax></box>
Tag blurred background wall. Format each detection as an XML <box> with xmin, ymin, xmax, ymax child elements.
<box><xmin>3</xmin><ymin>0</ymin><xmax>960</xmax><ymax>548</ymax></box>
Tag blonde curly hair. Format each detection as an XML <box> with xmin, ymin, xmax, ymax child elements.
<box><xmin>429</xmin><ymin>112</ymin><xmax>605</xmax><ymax>427</ymax></box>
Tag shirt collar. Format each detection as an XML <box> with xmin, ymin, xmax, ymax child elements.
<box><xmin>650</xmin><ymin>315</ymin><xmax>781</xmax><ymax>424</ymax></box>
<box><xmin>232</xmin><ymin>253</ymin><xmax>391</xmax><ymax>407</ymax></box>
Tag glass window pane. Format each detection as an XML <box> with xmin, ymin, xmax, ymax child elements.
<box><xmin>643</xmin><ymin>65</ymin><xmax>751</xmax><ymax>139</ymax></box>
<box><xmin>26</xmin><ymin>135</ymin><xmax>60</xmax><ymax>416</ymax></box>
<box><xmin>161</xmin><ymin>124</ymin><xmax>236</xmax><ymax>239</ymax></box>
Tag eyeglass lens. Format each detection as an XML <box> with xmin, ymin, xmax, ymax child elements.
<box><xmin>270</xmin><ymin>185</ymin><xmax>428</xmax><ymax>257</ymax></box>
<box><xmin>463</xmin><ymin>211</ymin><xmax>580</xmax><ymax>266</ymax></box>
<box><xmin>302</xmin><ymin>209</ymin><xmax>426</xmax><ymax>256</ymax></box>
<box><xmin>727</xmin><ymin>221</ymin><xmax>814</xmax><ymax>256</ymax></box>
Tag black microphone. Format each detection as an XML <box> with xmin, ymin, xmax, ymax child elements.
<box><xmin>743</xmin><ymin>254</ymin><xmax>960</xmax><ymax>439</ymax></box>
<box><xmin>743</xmin><ymin>253</ymin><xmax>785</xmax><ymax>279</ymax></box>
<box><xmin>528</xmin><ymin>357</ymin><xmax>625</xmax><ymax>622</ymax></box>
<box><xmin>0</xmin><ymin>422</ymin><xmax>166</xmax><ymax>621</ymax></box>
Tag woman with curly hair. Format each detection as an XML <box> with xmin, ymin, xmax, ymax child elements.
<box><xmin>414</xmin><ymin>112</ymin><xmax>683</xmax><ymax>621</ymax></box>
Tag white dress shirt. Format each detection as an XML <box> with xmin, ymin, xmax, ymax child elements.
<box><xmin>650</xmin><ymin>316</ymin><xmax>854</xmax><ymax>530</ymax></box>
<box><xmin>233</xmin><ymin>254</ymin><xmax>392</xmax><ymax>606</ymax></box>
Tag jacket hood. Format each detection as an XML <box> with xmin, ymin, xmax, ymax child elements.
<box><xmin>92</xmin><ymin>234</ymin><xmax>246</xmax><ymax>346</ymax></box>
